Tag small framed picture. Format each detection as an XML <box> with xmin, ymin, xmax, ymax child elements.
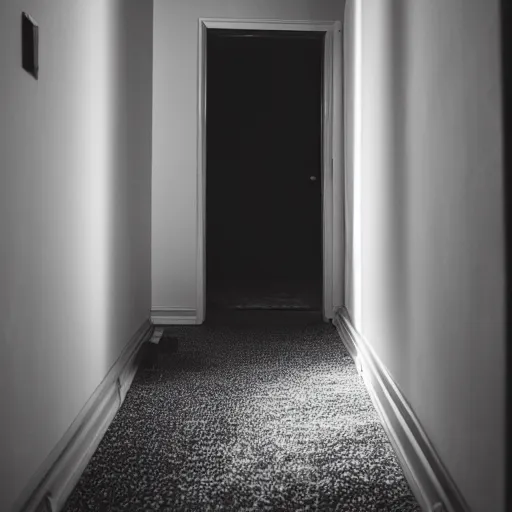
<box><xmin>22</xmin><ymin>12</ymin><xmax>39</xmax><ymax>79</ymax></box>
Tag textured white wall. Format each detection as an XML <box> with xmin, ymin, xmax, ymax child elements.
<box><xmin>152</xmin><ymin>0</ymin><xmax>345</xmax><ymax>311</ymax></box>
<box><xmin>0</xmin><ymin>1</ymin><xmax>153</xmax><ymax>509</ymax></box>
<box><xmin>345</xmin><ymin>1</ymin><xmax>505</xmax><ymax>510</ymax></box>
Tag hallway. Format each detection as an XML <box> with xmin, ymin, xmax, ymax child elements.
<box><xmin>63</xmin><ymin>313</ymin><xmax>420</xmax><ymax>511</ymax></box>
<box><xmin>1</xmin><ymin>1</ymin><xmax>507</xmax><ymax>512</ymax></box>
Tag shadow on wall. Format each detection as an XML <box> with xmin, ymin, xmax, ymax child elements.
<box><xmin>104</xmin><ymin>0</ymin><xmax>153</xmax><ymax>367</ymax></box>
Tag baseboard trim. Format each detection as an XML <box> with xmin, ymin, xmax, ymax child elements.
<box><xmin>332</xmin><ymin>308</ymin><xmax>469</xmax><ymax>512</ymax></box>
<box><xmin>13</xmin><ymin>319</ymin><xmax>154</xmax><ymax>512</ymax></box>
<box><xmin>151</xmin><ymin>308</ymin><xmax>197</xmax><ymax>325</ymax></box>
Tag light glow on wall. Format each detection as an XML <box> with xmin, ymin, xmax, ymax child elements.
<box><xmin>81</xmin><ymin>2</ymin><xmax>114</xmax><ymax>374</ymax></box>
<box><xmin>352</xmin><ymin>0</ymin><xmax>363</xmax><ymax>332</ymax></box>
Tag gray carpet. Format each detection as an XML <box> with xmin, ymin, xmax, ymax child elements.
<box><xmin>63</xmin><ymin>312</ymin><xmax>421</xmax><ymax>511</ymax></box>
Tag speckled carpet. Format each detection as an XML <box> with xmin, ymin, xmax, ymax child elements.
<box><xmin>63</xmin><ymin>312</ymin><xmax>421</xmax><ymax>511</ymax></box>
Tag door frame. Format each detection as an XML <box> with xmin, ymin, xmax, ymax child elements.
<box><xmin>196</xmin><ymin>18</ymin><xmax>343</xmax><ymax>323</ymax></box>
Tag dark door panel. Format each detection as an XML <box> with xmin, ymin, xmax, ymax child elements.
<box><xmin>206</xmin><ymin>30</ymin><xmax>323</xmax><ymax>304</ymax></box>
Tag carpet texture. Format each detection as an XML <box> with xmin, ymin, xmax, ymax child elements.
<box><xmin>63</xmin><ymin>313</ymin><xmax>421</xmax><ymax>511</ymax></box>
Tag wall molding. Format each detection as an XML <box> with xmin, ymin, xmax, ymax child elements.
<box><xmin>332</xmin><ymin>307</ymin><xmax>469</xmax><ymax>512</ymax></box>
<box><xmin>151</xmin><ymin>308</ymin><xmax>197</xmax><ymax>325</ymax></box>
<box><xmin>13</xmin><ymin>319</ymin><xmax>154</xmax><ymax>512</ymax></box>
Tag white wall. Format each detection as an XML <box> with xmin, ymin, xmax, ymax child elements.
<box><xmin>0</xmin><ymin>1</ymin><xmax>153</xmax><ymax>510</ymax></box>
<box><xmin>152</xmin><ymin>0</ymin><xmax>345</xmax><ymax>311</ymax></box>
<box><xmin>345</xmin><ymin>1</ymin><xmax>505</xmax><ymax>511</ymax></box>
<box><xmin>343</xmin><ymin>0</ymin><xmax>356</xmax><ymax>319</ymax></box>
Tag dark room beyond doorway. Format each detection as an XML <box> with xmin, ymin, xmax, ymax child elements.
<box><xmin>206</xmin><ymin>29</ymin><xmax>324</xmax><ymax>315</ymax></box>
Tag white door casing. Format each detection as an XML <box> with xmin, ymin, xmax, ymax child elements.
<box><xmin>197</xmin><ymin>18</ymin><xmax>343</xmax><ymax>323</ymax></box>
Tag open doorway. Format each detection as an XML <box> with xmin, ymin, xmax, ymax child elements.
<box><xmin>205</xmin><ymin>29</ymin><xmax>324</xmax><ymax>316</ymax></box>
<box><xmin>196</xmin><ymin>19</ymin><xmax>342</xmax><ymax>324</ymax></box>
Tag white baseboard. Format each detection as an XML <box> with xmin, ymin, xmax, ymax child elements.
<box><xmin>151</xmin><ymin>308</ymin><xmax>197</xmax><ymax>325</ymax></box>
<box><xmin>13</xmin><ymin>319</ymin><xmax>154</xmax><ymax>512</ymax></box>
<box><xmin>332</xmin><ymin>308</ymin><xmax>469</xmax><ymax>512</ymax></box>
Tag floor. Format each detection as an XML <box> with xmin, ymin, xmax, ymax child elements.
<box><xmin>63</xmin><ymin>311</ymin><xmax>421</xmax><ymax>511</ymax></box>
<box><xmin>207</xmin><ymin>279</ymin><xmax>322</xmax><ymax>312</ymax></box>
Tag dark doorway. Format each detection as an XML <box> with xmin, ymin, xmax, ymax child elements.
<box><xmin>206</xmin><ymin>29</ymin><xmax>324</xmax><ymax>315</ymax></box>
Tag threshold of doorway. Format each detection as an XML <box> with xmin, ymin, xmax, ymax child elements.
<box><xmin>204</xmin><ymin>309</ymin><xmax>324</xmax><ymax>327</ymax></box>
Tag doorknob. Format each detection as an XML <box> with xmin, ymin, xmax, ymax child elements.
<box><xmin>310</xmin><ymin>176</ymin><xmax>317</xmax><ymax>182</ymax></box>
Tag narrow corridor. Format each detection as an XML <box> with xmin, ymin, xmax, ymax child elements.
<box><xmin>63</xmin><ymin>313</ymin><xmax>420</xmax><ymax>511</ymax></box>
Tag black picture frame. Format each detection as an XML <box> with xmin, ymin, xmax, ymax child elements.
<box><xmin>22</xmin><ymin>12</ymin><xmax>39</xmax><ymax>79</ymax></box>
